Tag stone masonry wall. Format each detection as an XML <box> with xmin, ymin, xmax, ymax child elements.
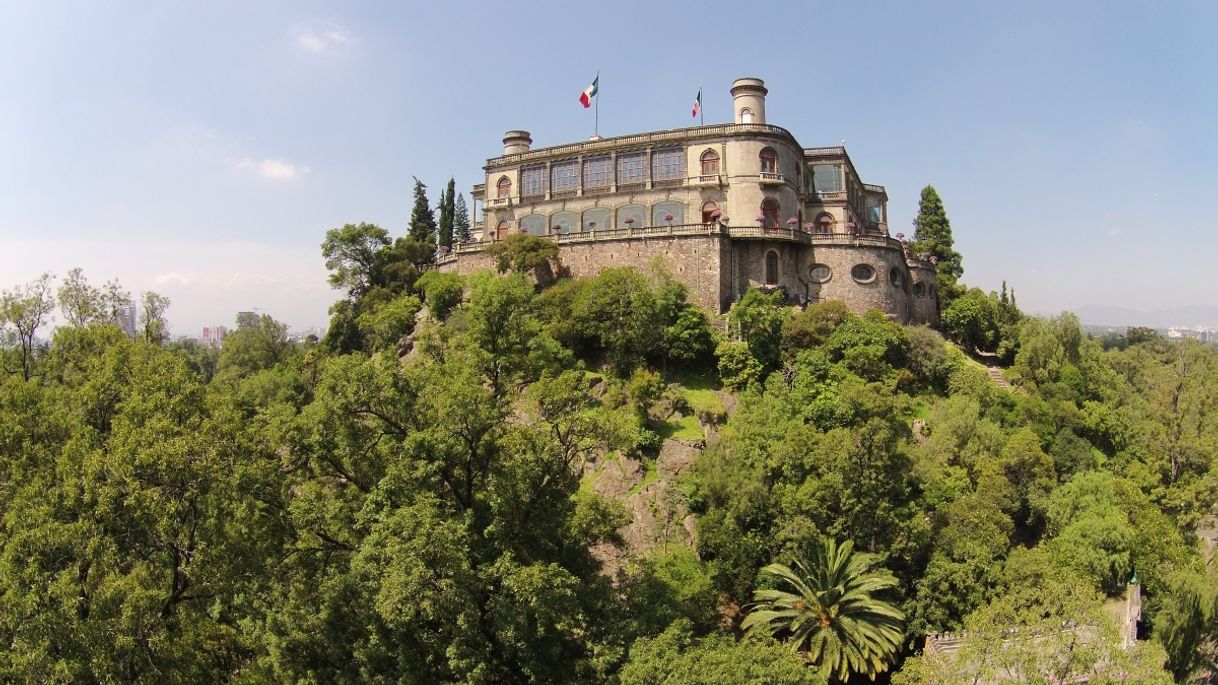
<box><xmin>807</xmin><ymin>243</ymin><xmax>915</xmax><ymax>323</ymax></box>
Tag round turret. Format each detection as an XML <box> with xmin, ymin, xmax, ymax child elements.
<box><xmin>730</xmin><ymin>77</ymin><xmax>768</xmax><ymax>124</ymax></box>
<box><xmin>502</xmin><ymin>130</ymin><xmax>532</xmax><ymax>155</ymax></box>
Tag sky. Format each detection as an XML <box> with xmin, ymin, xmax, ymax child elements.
<box><xmin>2</xmin><ymin>1</ymin><xmax>1216</xmax><ymax>334</ymax></box>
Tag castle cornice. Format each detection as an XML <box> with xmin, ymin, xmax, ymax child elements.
<box><xmin>484</xmin><ymin>123</ymin><xmax>801</xmax><ymax>169</ymax></box>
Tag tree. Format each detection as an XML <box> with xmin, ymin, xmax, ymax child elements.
<box><xmin>139</xmin><ymin>290</ymin><xmax>171</xmax><ymax>344</ymax></box>
<box><xmin>485</xmin><ymin>232</ymin><xmax>559</xmax><ymax>276</ymax></box>
<box><xmin>571</xmin><ymin>268</ymin><xmax>660</xmax><ymax>373</ymax></box>
<box><xmin>742</xmin><ymin>536</ymin><xmax>905</xmax><ymax>682</ymax></box>
<box><xmin>437</xmin><ymin>177</ymin><xmax>455</xmax><ymax>248</ymax></box>
<box><xmin>407</xmin><ymin>177</ymin><xmax>437</xmax><ymax>244</ymax></box>
<box><xmin>1</xmin><ymin>273</ymin><xmax>56</xmax><ymax>380</ymax></box>
<box><xmin>730</xmin><ymin>288</ymin><xmax>790</xmax><ymax>373</ymax></box>
<box><xmin>621</xmin><ymin>619</ymin><xmax>827</xmax><ymax>685</ymax></box>
<box><xmin>57</xmin><ymin>268</ymin><xmax>105</xmax><ymax>327</ymax></box>
<box><xmin>217</xmin><ymin>313</ymin><xmax>294</xmax><ymax>377</ymax></box>
<box><xmin>942</xmin><ymin>288</ymin><xmax>1000</xmax><ymax>353</ymax></box>
<box><xmin>910</xmin><ymin>185</ymin><xmax>963</xmax><ymax>305</ymax></box>
<box><xmin>453</xmin><ymin>191</ymin><xmax>471</xmax><ymax>243</ymax></box>
<box><xmin>320</xmin><ymin>222</ymin><xmax>391</xmax><ymax>297</ymax></box>
<box><xmin>415</xmin><ymin>271</ymin><xmax>463</xmax><ymax>321</ymax></box>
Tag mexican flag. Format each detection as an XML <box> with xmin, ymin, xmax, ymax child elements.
<box><xmin>579</xmin><ymin>76</ymin><xmax>598</xmax><ymax>108</ymax></box>
<box><xmin>691</xmin><ymin>88</ymin><xmax>702</xmax><ymax>118</ymax></box>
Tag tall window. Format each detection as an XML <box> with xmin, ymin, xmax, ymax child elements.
<box><xmin>617</xmin><ymin>152</ymin><xmax>646</xmax><ymax>186</ymax></box>
<box><xmin>583</xmin><ymin>207</ymin><xmax>610</xmax><ymax>231</ymax></box>
<box><xmin>701</xmin><ymin>200</ymin><xmax>718</xmax><ymax>224</ymax></box>
<box><xmin>699</xmin><ymin>149</ymin><xmax>720</xmax><ymax>175</ymax></box>
<box><xmin>582</xmin><ymin>156</ymin><xmax>611</xmax><ymax>190</ymax></box>
<box><xmin>765</xmin><ymin>251</ymin><xmax>779</xmax><ymax>285</ymax></box>
<box><xmin>495</xmin><ymin>220</ymin><xmax>510</xmax><ymax>239</ymax></box>
<box><xmin>759</xmin><ymin>148</ymin><xmax>778</xmax><ymax>174</ymax></box>
<box><xmin>815</xmin><ymin>212</ymin><xmax>835</xmax><ymax>233</ymax></box>
<box><xmin>520</xmin><ymin>166</ymin><xmax>545</xmax><ymax>197</ymax></box>
<box><xmin>617</xmin><ymin>205</ymin><xmax>646</xmax><ymax>229</ymax></box>
<box><xmin>740</xmin><ymin>108</ymin><xmax>754</xmax><ymax>123</ymax></box>
<box><xmin>652</xmin><ymin>201</ymin><xmax>684</xmax><ymax>226</ymax></box>
<box><xmin>811</xmin><ymin>164</ymin><xmax>842</xmax><ymax>193</ymax></box>
<box><xmin>761</xmin><ymin>199</ymin><xmax>779</xmax><ymax>228</ymax></box>
<box><xmin>496</xmin><ymin>176</ymin><xmax>511</xmax><ymax>198</ymax></box>
<box><xmin>550</xmin><ymin>160</ymin><xmax>578</xmax><ymax>194</ymax></box>
<box><xmin>551</xmin><ymin>211</ymin><xmax>577</xmax><ymax>234</ymax></box>
<box><xmin>651</xmin><ymin>147</ymin><xmax>685</xmax><ymax>182</ymax></box>
<box><xmin>520</xmin><ymin>214</ymin><xmax>546</xmax><ymax>235</ymax></box>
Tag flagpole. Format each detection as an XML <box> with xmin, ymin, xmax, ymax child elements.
<box><xmin>594</xmin><ymin>71</ymin><xmax>600</xmax><ymax>137</ymax></box>
<box><xmin>700</xmin><ymin>85</ymin><xmax>704</xmax><ymax>126</ymax></box>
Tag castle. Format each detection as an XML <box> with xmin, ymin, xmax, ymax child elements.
<box><xmin>436</xmin><ymin>77</ymin><xmax>940</xmax><ymax>326</ymax></box>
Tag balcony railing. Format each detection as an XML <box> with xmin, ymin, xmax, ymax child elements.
<box><xmin>759</xmin><ymin>171</ymin><xmax>784</xmax><ymax>184</ymax></box>
<box><xmin>487</xmin><ymin>197</ymin><xmax>511</xmax><ymax>207</ymax></box>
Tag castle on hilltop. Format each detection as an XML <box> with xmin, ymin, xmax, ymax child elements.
<box><xmin>436</xmin><ymin>77</ymin><xmax>940</xmax><ymax>326</ymax></box>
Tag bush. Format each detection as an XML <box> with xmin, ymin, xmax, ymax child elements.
<box><xmin>716</xmin><ymin>341</ymin><xmax>763</xmax><ymax>391</ymax></box>
<box><xmin>415</xmin><ymin>271</ymin><xmax>463</xmax><ymax>321</ymax></box>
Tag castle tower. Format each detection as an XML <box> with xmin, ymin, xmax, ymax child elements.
<box><xmin>502</xmin><ymin>130</ymin><xmax>532</xmax><ymax>155</ymax></box>
<box><xmin>731</xmin><ymin>77</ymin><xmax>768</xmax><ymax>124</ymax></box>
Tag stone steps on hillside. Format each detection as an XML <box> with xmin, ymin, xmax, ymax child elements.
<box><xmin>986</xmin><ymin>365</ymin><xmax>1011</xmax><ymax>389</ymax></box>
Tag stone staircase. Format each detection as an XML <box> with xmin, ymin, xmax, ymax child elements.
<box><xmin>986</xmin><ymin>365</ymin><xmax>1011</xmax><ymax>390</ymax></box>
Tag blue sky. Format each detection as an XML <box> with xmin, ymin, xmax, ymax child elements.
<box><xmin>2</xmin><ymin>1</ymin><xmax>1216</xmax><ymax>334</ymax></box>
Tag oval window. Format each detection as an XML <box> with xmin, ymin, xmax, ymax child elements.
<box><xmin>809</xmin><ymin>264</ymin><xmax>831</xmax><ymax>283</ymax></box>
<box><xmin>913</xmin><ymin>282</ymin><xmax>926</xmax><ymax>297</ymax></box>
<box><xmin>851</xmin><ymin>264</ymin><xmax>876</xmax><ymax>283</ymax></box>
<box><xmin>889</xmin><ymin>268</ymin><xmax>904</xmax><ymax>288</ymax></box>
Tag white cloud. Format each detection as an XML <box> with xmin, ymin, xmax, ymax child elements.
<box><xmin>293</xmin><ymin>21</ymin><xmax>352</xmax><ymax>52</ymax></box>
<box><xmin>154</xmin><ymin>271</ymin><xmax>196</xmax><ymax>287</ymax></box>
<box><xmin>234</xmin><ymin>157</ymin><xmax>310</xmax><ymax>181</ymax></box>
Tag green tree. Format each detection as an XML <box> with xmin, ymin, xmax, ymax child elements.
<box><xmin>437</xmin><ymin>177</ymin><xmax>455</xmax><ymax>247</ymax></box>
<box><xmin>742</xmin><ymin>536</ymin><xmax>905</xmax><ymax>682</ymax></box>
<box><xmin>139</xmin><ymin>290</ymin><xmax>171</xmax><ymax>344</ymax></box>
<box><xmin>415</xmin><ymin>270</ymin><xmax>463</xmax><ymax>321</ymax></box>
<box><xmin>571</xmin><ymin>267</ymin><xmax>660</xmax><ymax>373</ymax></box>
<box><xmin>622</xmin><ymin>619</ymin><xmax>826</xmax><ymax>685</ymax></box>
<box><xmin>485</xmin><ymin>232</ymin><xmax>559</xmax><ymax>276</ymax></box>
<box><xmin>217</xmin><ymin>313</ymin><xmax>294</xmax><ymax>377</ymax></box>
<box><xmin>57</xmin><ymin>267</ymin><xmax>105</xmax><ymax>327</ymax></box>
<box><xmin>453</xmin><ymin>191</ymin><xmax>471</xmax><ymax>243</ymax></box>
<box><xmin>1</xmin><ymin>273</ymin><xmax>55</xmax><ymax>380</ymax></box>
<box><xmin>407</xmin><ymin>176</ymin><xmax>437</xmax><ymax>244</ymax></box>
<box><xmin>910</xmin><ymin>185</ymin><xmax>963</xmax><ymax>305</ymax></box>
<box><xmin>320</xmin><ymin>222</ymin><xmax>391</xmax><ymax>297</ymax></box>
<box><xmin>730</xmin><ymin>288</ymin><xmax>790</xmax><ymax>373</ymax></box>
<box><xmin>942</xmin><ymin>288</ymin><xmax>1000</xmax><ymax>353</ymax></box>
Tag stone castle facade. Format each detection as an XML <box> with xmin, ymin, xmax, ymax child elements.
<box><xmin>436</xmin><ymin>77</ymin><xmax>940</xmax><ymax>326</ymax></box>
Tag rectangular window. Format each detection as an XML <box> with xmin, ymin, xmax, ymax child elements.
<box><xmin>651</xmin><ymin>147</ymin><xmax>686</xmax><ymax>182</ymax></box>
<box><xmin>550</xmin><ymin>160</ymin><xmax>578</xmax><ymax>194</ymax></box>
<box><xmin>582</xmin><ymin>156</ymin><xmax>611</xmax><ymax>189</ymax></box>
<box><xmin>864</xmin><ymin>196</ymin><xmax>883</xmax><ymax>225</ymax></box>
<box><xmin>812</xmin><ymin>164</ymin><xmax>842</xmax><ymax>193</ymax></box>
<box><xmin>520</xmin><ymin>166</ymin><xmax>546</xmax><ymax>197</ymax></box>
<box><xmin>617</xmin><ymin>152</ymin><xmax>646</xmax><ymax>185</ymax></box>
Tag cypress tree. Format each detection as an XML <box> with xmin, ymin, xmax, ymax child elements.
<box><xmin>453</xmin><ymin>192</ymin><xmax>471</xmax><ymax>243</ymax></box>
<box><xmin>438</xmin><ymin>177</ymin><xmax>456</xmax><ymax>247</ymax></box>
<box><xmin>408</xmin><ymin>177</ymin><xmax>437</xmax><ymax>244</ymax></box>
<box><xmin>911</xmin><ymin>185</ymin><xmax>964</xmax><ymax>302</ymax></box>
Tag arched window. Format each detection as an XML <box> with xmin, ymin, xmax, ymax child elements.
<box><xmin>740</xmin><ymin>107</ymin><xmax>754</xmax><ymax>124</ymax></box>
<box><xmin>550</xmin><ymin>211</ymin><xmax>577</xmax><ymax>235</ymax></box>
<box><xmin>583</xmin><ymin>208</ymin><xmax>610</xmax><ymax>232</ymax></box>
<box><xmin>761</xmin><ymin>199</ymin><xmax>779</xmax><ymax>229</ymax></box>
<box><xmin>700</xmin><ymin>149</ymin><xmax>720</xmax><ymax>176</ymax></box>
<box><xmin>759</xmin><ymin>147</ymin><xmax>778</xmax><ymax>174</ymax></box>
<box><xmin>520</xmin><ymin>214</ymin><xmax>546</xmax><ymax>236</ymax></box>
<box><xmin>652</xmin><ymin>201</ymin><xmax>684</xmax><ymax>226</ymax></box>
<box><xmin>701</xmin><ymin>201</ymin><xmax>719</xmax><ymax>224</ymax></box>
<box><xmin>495</xmin><ymin>220</ymin><xmax>510</xmax><ymax>240</ymax></box>
<box><xmin>496</xmin><ymin>176</ymin><xmax>512</xmax><ymax>198</ymax></box>
<box><xmin>617</xmin><ymin>204</ymin><xmax>646</xmax><ymax>229</ymax></box>
<box><xmin>765</xmin><ymin>251</ymin><xmax>779</xmax><ymax>285</ymax></box>
<box><xmin>814</xmin><ymin>212</ymin><xmax>836</xmax><ymax>233</ymax></box>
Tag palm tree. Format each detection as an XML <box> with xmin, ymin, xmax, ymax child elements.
<box><xmin>742</xmin><ymin>536</ymin><xmax>905</xmax><ymax>682</ymax></box>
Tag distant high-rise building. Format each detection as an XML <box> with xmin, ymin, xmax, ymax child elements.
<box><xmin>116</xmin><ymin>303</ymin><xmax>137</xmax><ymax>338</ymax></box>
<box><xmin>202</xmin><ymin>325</ymin><xmax>228</xmax><ymax>349</ymax></box>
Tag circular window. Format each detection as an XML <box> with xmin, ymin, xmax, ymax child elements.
<box><xmin>809</xmin><ymin>264</ymin><xmax>831</xmax><ymax>283</ymax></box>
<box><xmin>851</xmin><ymin>264</ymin><xmax>876</xmax><ymax>283</ymax></box>
<box><xmin>889</xmin><ymin>268</ymin><xmax>904</xmax><ymax>288</ymax></box>
<box><xmin>913</xmin><ymin>282</ymin><xmax>926</xmax><ymax>297</ymax></box>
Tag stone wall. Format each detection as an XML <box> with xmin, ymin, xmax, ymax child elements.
<box><xmin>909</xmin><ymin>263</ymin><xmax>940</xmax><ymax>326</ymax></box>
<box><xmin>807</xmin><ymin>243</ymin><xmax>915</xmax><ymax>323</ymax></box>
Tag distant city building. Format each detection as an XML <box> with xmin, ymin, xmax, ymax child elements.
<box><xmin>1167</xmin><ymin>326</ymin><xmax>1215</xmax><ymax>343</ymax></box>
<box><xmin>202</xmin><ymin>325</ymin><xmax>228</xmax><ymax>349</ymax></box>
<box><xmin>437</xmin><ymin>77</ymin><xmax>939</xmax><ymax>325</ymax></box>
<box><xmin>115</xmin><ymin>303</ymin><xmax>137</xmax><ymax>338</ymax></box>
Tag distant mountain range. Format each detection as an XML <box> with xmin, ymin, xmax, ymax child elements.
<box><xmin>1045</xmin><ymin>304</ymin><xmax>1218</xmax><ymax>329</ymax></box>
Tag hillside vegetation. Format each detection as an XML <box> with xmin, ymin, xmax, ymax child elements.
<box><xmin>2</xmin><ymin>250</ymin><xmax>1216</xmax><ymax>684</ymax></box>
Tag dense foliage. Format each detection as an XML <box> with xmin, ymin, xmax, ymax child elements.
<box><xmin>2</xmin><ymin>233</ymin><xmax>1215</xmax><ymax>683</ymax></box>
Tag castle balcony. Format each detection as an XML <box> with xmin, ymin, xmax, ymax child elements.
<box><xmin>758</xmin><ymin>172</ymin><xmax>785</xmax><ymax>185</ymax></box>
<box><xmin>486</xmin><ymin>197</ymin><xmax>511</xmax><ymax>208</ymax></box>
<box><xmin>472</xmin><ymin>183</ymin><xmax>485</xmax><ymax>200</ymax></box>
<box><xmin>726</xmin><ymin>226</ymin><xmax>811</xmax><ymax>244</ymax></box>
<box><xmin>691</xmin><ymin>174</ymin><xmax>722</xmax><ymax>187</ymax></box>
